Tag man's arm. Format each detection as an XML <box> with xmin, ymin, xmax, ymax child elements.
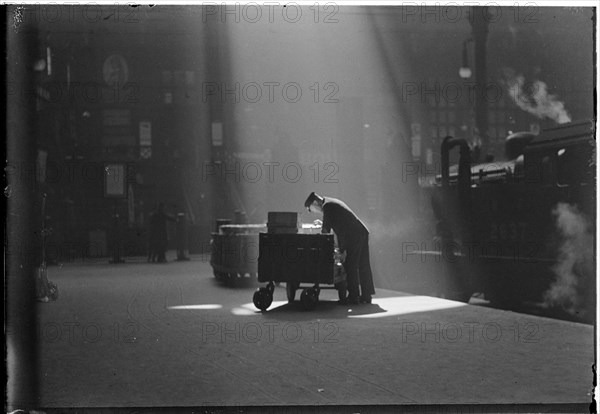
<box><xmin>321</xmin><ymin>209</ymin><xmax>331</xmax><ymax>234</ymax></box>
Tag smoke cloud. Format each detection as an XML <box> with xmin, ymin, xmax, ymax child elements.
<box><xmin>503</xmin><ymin>69</ymin><xmax>572</xmax><ymax>124</ymax></box>
<box><xmin>543</xmin><ymin>202</ymin><xmax>594</xmax><ymax>316</ymax></box>
<box><xmin>369</xmin><ymin>219</ymin><xmax>425</xmax><ymax>243</ymax></box>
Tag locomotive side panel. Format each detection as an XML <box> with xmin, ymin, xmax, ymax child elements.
<box><xmin>427</xmin><ymin>121</ymin><xmax>595</xmax><ymax>320</ymax></box>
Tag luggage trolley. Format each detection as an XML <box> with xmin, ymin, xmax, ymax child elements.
<box><xmin>210</xmin><ymin>223</ymin><xmax>266</xmax><ymax>286</ymax></box>
<box><xmin>253</xmin><ymin>232</ymin><xmax>347</xmax><ymax>311</ymax></box>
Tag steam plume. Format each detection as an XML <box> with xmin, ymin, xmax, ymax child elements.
<box><xmin>503</xmin><ymin>69</ymin><xmax>572</xmax><ymax>124</ymax></box>
<box><xmin>369</xmin><ymin>219</ymin><xmax>420</xmax><ymax>242</ymax></box>
<box><xmin>543</xmin><ymin>203</ymin><xmax>594</xmax><ymax>316</ymax></box>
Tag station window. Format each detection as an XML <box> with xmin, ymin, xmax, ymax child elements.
<box><xmin>428</xmin><ymin>91</ymin><xmax>514</xmax><ymax>148</ymax></box>
<box><xmin>429</xmin><ymin>97</ymin><xmax>460</xmax><ymax>140</ymax></box>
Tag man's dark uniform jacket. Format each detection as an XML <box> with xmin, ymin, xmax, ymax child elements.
<box><xmin>321</xmin><ymin>197</ymin><xmax>369</xmax><ymax>251</ymax></box>
<box><xmin>320</xmin><ymin>196</ymin><xmax>374</xmax><ymax>298</ymax></box>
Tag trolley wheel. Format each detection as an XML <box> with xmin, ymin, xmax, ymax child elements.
<box><xmin>300</xmin><ymin>288</ymin><xmax>318</xmax><ymax>311</ymax></box>
<box><xmin>253</xmin><ymin>287</ymin><xmax>273</xmax><ymax>311</ymax></box>
<box><xmin>286</xmin><ymin>281</ymin><xmax>298</xmax><ymax>303</ymax></box>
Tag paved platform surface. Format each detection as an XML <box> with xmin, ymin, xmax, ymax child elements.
<box><xmin>35</xmin><ymin>254</ymin><xmax>594</xmax><ymax>409</ymax></box>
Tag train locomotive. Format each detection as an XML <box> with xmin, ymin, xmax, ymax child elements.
<box><xmin>422</xmin><ymin>120</ymin><xmax>596</xmax><ymax>322</ymax></box>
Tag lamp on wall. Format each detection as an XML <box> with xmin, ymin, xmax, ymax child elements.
<box><xmin>459</xmin><ymin>39</ymin><xmax>473</xmax><ymax>79</ymax></box>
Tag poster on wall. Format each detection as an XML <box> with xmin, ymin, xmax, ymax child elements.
<box><xmin>104</xmin><ymin>163</ymin><xmax>126</xmax><ymax>198</ymax></box>
<box><xmin>139</xmin><ymin>121</ymin><xmax>152</xmax><ymax>146</ymax></box>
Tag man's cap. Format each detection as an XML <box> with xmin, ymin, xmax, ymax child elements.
<box><xmin>304</xmin><ymin>192</ymin><xmax>319</xmax><ymax>208</ymax></box>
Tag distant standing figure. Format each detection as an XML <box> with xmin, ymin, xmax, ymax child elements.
<box><xmin>148</xmin><ymin>203</ymin><xmax>175</xmax><ymax>263</ymax></box>
<box><xmin>147</xmin><ymin>211</ymin><xmax>159</xmax><ymax>263</ymax></box>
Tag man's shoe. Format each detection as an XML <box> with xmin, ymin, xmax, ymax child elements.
<box><xmin>359</xmin><ymin>295</ymin><xmax>372</xmax><ymax>304</ymax></box>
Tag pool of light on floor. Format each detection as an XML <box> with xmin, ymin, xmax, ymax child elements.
<box><xmin>347</xmin><ymin>296</ymin><xmax>467</xmax><ymax>318</ymax></box>
<box><xmin>231</xmin><ymin>301</ymin><xmax>289</xmax><ymax>315</ymax></box>
<box><xmin>166</xmin><ymin>296</ymin><xmax>467</xmax><ymax>317</ymax></box>
<box><xmin>167</xmin><ymin>304</ymin><xmax>223</xmax><ymax>310</ymax></box>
